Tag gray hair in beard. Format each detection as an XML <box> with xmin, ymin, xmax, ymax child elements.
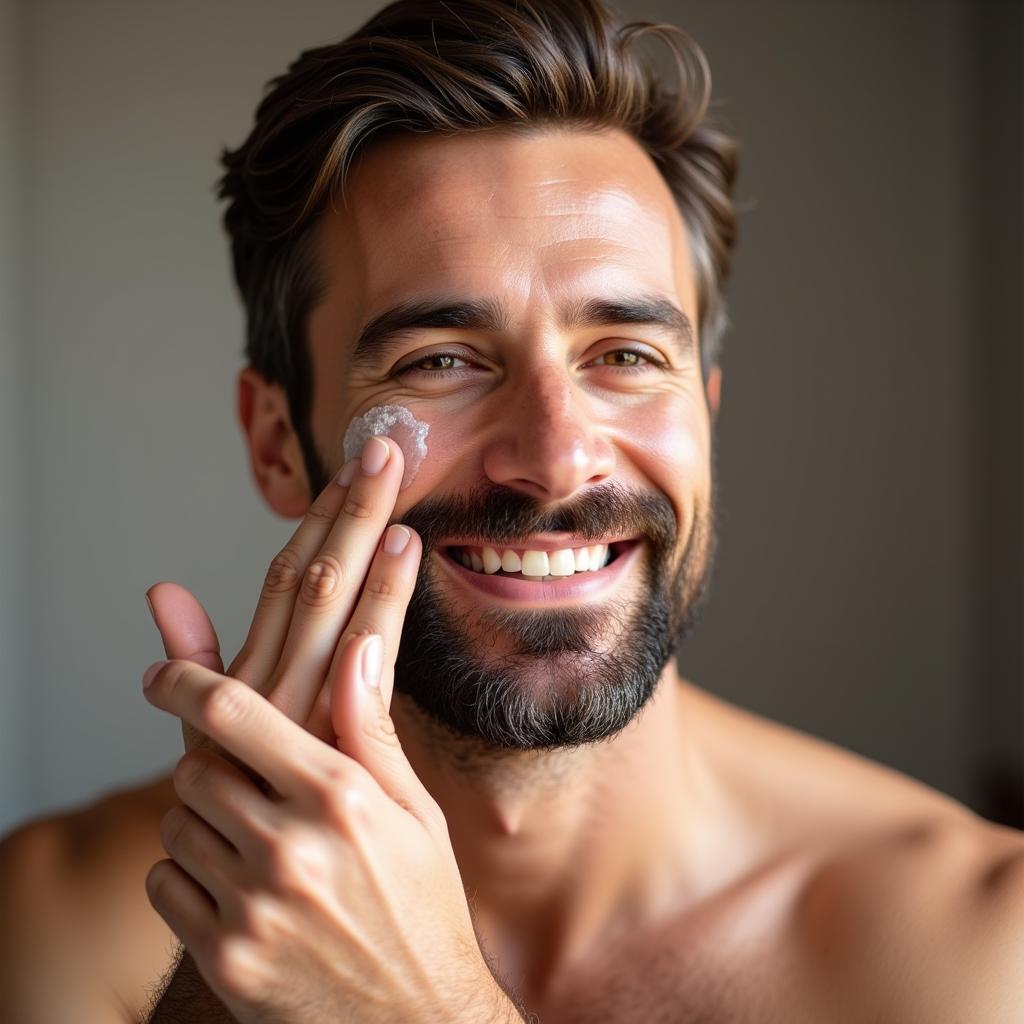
<box><xmin>392</xmin><ymin>479</ymin><xmax>716</xmax><ymax>750</ymax></box>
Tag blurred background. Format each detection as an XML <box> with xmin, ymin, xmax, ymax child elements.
<box><xmin>0</xmin><ymin>0</ymin><xmax>1020</xmax><ymax>837</ymax></box>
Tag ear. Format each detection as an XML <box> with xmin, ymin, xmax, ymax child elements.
<box><xmin>236</xmin><ymin>366</ymin><xmax>311</xmax><ymax>518</ymax></box>
<box><xmin>705</xmin><ymin>365</ymin><xmax>722</xmax><ymax>424</ymax></box>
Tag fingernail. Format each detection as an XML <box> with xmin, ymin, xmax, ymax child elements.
<box><xmin>144</xmin><ymin>592</ymin><xmax>156</xmax><ymax>624</ymax></box>
<box><xmin>383</xmin><ymin>524</ymin><xmax>411</xmax><ymax>555</ymax></box>
<box><xmin>360</xmin><ymin>635</ymin><xmax>383</xmax><ymax>689</ymax></box>
<box><xmin>143</xmin><ymin>660</ymin><xmax>167</xmax><ymax>689</ymax></box>
<box><xmin>360</xmin><ymin>436</ymin><xmax>390</xmax><ymax>476</ymax></box>
<box><xmin>335</xmin><ymin>459</ymin><xmax>359</xmax><ymax>487</ymax></box>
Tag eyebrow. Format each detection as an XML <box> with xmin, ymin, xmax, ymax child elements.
<box><xmin>349</xmin><ymin>293</ymin><xmax>696</xmax><ymax>369</ymax></box>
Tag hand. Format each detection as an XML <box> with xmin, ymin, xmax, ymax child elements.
<box><xmin>141</xmin><ymin>645</ymin><xmax>518</xmax><ymax>1024</ymax></box>
<box><xmin>147</xmin><ymin>435</ymin><xmax>411</xmax><ymax>756</ymax></box>
<box><xmin>141</xmin><ymin>436</ymin><xmax>525</xmax><ymax>1021</ymax></box>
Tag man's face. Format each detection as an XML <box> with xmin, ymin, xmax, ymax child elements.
<box><xmin>304</xmin><ymin>127</ymin><xmax>717</xmax><ymax>750</ymax></box>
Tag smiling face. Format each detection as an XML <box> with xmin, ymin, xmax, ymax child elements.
<box><xmin>290</xmin><ymin>126</ymin><xmax>719</xmax><ymax>748</ymax></box>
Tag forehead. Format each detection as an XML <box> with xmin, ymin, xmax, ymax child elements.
<box><xmin>315</xmin><ymin>127</ymin><xmax>697</xmax><ymax>334</ymax></box>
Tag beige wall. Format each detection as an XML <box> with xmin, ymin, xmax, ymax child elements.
<box><xmin>2</xmin><ymin>0</ymin><xmax>1017</xmax><ymax>834</ymax></box>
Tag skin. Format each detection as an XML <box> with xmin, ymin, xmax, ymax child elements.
<box><xmin>2</xmin><ymin>127</ymin><xmax>1023</xmax><ymax>1023</ymax></box>
<box><xmin>261</xmin><ymin>125</ymin><xmax>722</xmax><ymax>995</ymax></box>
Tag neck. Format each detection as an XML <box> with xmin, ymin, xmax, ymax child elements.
<box><xmin>390</xmin><ymin>661</ymin><xmax>709</xmax><ymax>989</ymax></box>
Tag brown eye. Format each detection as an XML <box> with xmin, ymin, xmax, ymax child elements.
<box><xmin>601</xmin><ymin>350</ymin><xmax>642</xmax><ymax>366</ymax></box>
<box><xmin>589</xmin><ymin>348</ymin><xmax>665</xmax><ymax>371</ymax></box>
<box><xmin>394</xmin><ymin>351</ymin><xmax>472</xmax><ymax>376</ymax></box>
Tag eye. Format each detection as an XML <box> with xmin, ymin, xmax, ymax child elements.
<box><xmin>392</xmin><ymin>346</ymin><xmax>669</xmax><ymax>380</ymax></box>
<box><xmin>393</xmin><ymin>351</ymin><xmax>476</xmax><ymax>377</ymax></box>
<box><xmin>586</xmin><ymin>348</ymin><xmax>667</xmax><ymax>373</ymax></box>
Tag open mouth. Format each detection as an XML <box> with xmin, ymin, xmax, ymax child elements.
<box><xmin>436</xmin><ymin>538</ymin><xmax>641</xmax><ymax>600</ymax></box>
<box><xmin>444</xmin><ymin>540</ymin><xmax>630</xmax><ymax>580</ymax></box>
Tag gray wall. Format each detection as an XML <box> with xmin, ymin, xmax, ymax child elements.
<box><xmin>1</xmin><ymin>0</ymin><xmax>29</xmax><ymax>833</ymax></box>
<box><xmin>2</xmin><ymin>0</ymin><xmax>1020</xmax><ymax>835</ymax></box>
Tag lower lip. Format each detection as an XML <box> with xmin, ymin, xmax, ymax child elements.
<box><xmin>435</xmin><ymin>540</ymin><xmax>643</xmax><ymax>604</ymax></box>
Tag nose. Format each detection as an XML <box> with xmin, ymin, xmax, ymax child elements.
<box><xmin>481</xmin><ymin>366</ymin><xmax>616</xmax><ymax>501</ymax></box>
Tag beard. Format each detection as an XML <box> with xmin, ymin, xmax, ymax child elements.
<box><xmin>392</xmin><ymin>472</ymin><xmax>719</xmax><ymax>752</ymax></box>
<box><xmin>306</xmin><ymin>437</ymin><xmax>719</xmax><ymax>754</ymax></box>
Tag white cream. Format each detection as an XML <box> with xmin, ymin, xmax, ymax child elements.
<box><xmin>342</xmin><ymin>404</ymin><xmax>429</xmax><ymax>490</ymax></box>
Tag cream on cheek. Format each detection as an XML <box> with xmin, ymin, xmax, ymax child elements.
<box><xmin>342</xmin><ymin>404</ymin><xmax>430</xmax><ymax>490</ymax></box>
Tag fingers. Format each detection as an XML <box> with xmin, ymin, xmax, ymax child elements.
<box><xmin>146</xmin><ymin>856</ymin><xmax>219</xmax><ymax>943</ymax></box>
<box><xmin>229</xmin><ymin>465</ymin><xmax>358</xmax><ymax>691</ymax></box>
<box><xmin>144</xmin><ymin>659</ymin><xmax>334</xmax><ymax>802</ymax></box>
<box><xmin>147</xmin><ymin>582</ymin><xmax>225</xmax><ymax>673</ymax></box>
<box><xmin>173</xmin><ymin>748</ymin><xmax>282</xmax><ymax>863</ymax></box>
<box><xmin>159</xmin><ymin>803</ymin><xmax>240</xmax><ymax>912</ymax></box>
<box><xmin>267</xmin><ymin>436</ymin><xmax>407</xmax><ymax>722</ymax></box>
<box><xmin>304</xmin><ymin>522</ymin><xmax>422</xmax><ymax>740</ymax></box>
<box><xmin>327</xmin><ymin>633</ymin><xmax>435</xmax><ymax>821</ymax></box>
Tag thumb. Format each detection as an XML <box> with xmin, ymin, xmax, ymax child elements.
<box><xmin>145</xmin><ymin>580</ymin><xmax>224</xmax><ymax>673</ymax></box>
<box><xmin>330</xmin><ymin>633</ymin><xmax>431</xmax><ymax>816</ymax></box>
<box><xmin>145</xmin><ymin>581</ymin><xmax>225</xmax><ymax>755</ymax></box>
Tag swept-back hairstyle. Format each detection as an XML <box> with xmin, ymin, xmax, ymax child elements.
<box><xmin>218</xmin><ymin>0</ymin><xmax>738</xmax><ymax>489</ymax></box>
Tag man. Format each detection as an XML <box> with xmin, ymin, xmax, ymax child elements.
<box><xmin>2</xmin><ymin>1</ymin><xmax>1022</xmax><ymax>1021</ymax></box>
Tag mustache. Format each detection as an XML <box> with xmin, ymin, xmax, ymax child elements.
<box><xmin>398</xmin><ymin>479</ymin><xmax>678</xmax><ymax>554</ymax></box>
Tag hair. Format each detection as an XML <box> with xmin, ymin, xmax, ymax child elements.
<box><xmin>217</xmin><ymin>0</ymin><xmax>739</xmax><ymax>487</ymax></box>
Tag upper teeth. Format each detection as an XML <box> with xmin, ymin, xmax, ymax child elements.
<box><xmin>452</xmin><ymin>544</ymin><xmax>612</xmax><ymax>577</ymax></box>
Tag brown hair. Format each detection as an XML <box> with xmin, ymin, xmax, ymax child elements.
<box><xmin>218</xmin><ymin>0</ymin><xmax>738</xmax><ymax>488</ymax></box>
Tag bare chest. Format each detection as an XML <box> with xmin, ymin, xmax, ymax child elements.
<box><xmin>533</xmin><ymin>937</ymin><xmax>817</xmax><ymax>1024</ymax></box>
<box><xmin>528</xmin><ymin>865</ymin><xmax>847</xmax><ymax>1024</ymax></box>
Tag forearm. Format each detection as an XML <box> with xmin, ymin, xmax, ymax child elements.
<box><xmin>144</xmin><ymin>946</ymin><xmax>236</xmax><ymax>1023</ymax></box>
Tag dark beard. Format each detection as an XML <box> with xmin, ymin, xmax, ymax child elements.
<box><xmin>390</xmin><ymin>476</ymin><xmax>718</xmax><ymax>751</ymax></box>
<box><xmin>305</xmin><ymin>439</ymin><xmax>719</xmax><ymax>752</ymax></box>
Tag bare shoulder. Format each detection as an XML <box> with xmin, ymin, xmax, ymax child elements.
<box><xmin>680</xmin><ymin>680</ymin><xmax>973</xmax><ymax>838</ymax></box>
<box><xmin>791</xmin><ymin>808</ymin><xmax>1024</xmax><ymax>1022</ymax></box>
<box><xmin>679</xmin><ymin>683</ymin><xmax>1024</xmax><ymax>1021</ymax></box>
<box><xmin>0</xmin><ymin>771</ymin><xmax>181</xmax><ymax>1023</ymax></box>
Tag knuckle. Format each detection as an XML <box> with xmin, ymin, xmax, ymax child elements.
<box><xmin>159</xmin><ymin>659</ymin><xmax>191</xmax><ymax>693</ymax></box>
<box><xmin>315</xmin><ymin>758</ymin><xmax>360</xmax><ymax>795</ymax></box>
<box><xmin>324</xmin><ymin>781</ymin><xmax>372</xmax><ymax>831</ymax></box>
<box><xmin>339</xmin><ymin>625</ymin><xmax>383</xmax><ymax>653</ymax></box>
<box><xmin>207</xmin><ymin>935</ymin><xmax>266</xmax><ymax>1004</ymax></box>
<box><xmin>304</xmin><ymin>765</ymin><xmax>370</xmax><ymax>830</ymax></box>
<box><xmin>262</xmin><ymin>828</ymin><xmax>329</xmax><ymax>895</ymax></box>
<box><xmin>159</xmin><ymin>806</ymin><xmax>190</xmax><ymax>854</ymax></box>
<box><xmin>173</xmin><ymin>751</ymin><xmax>209</xmax><ymax>791</ymax></box>
<box><xmin>263</xmin><ymin>547</ymin><xmax>303</xmax><ymax>595</ymax></box>
<box><xmin>366</xmin><ymin>710</ymin><xmax>398</xmax><ymax>745</ymax></box>
<box><xmin>303</xmin><ymin>500</ymin><xmax>336</xmax><ymax>526</ymax></box>
<box><xmin>361</xmin><ymin>572</ymin><xmax>405</xmax><ymax>603</ymax></box>
<box><xmin>243</xmin><ymin>893</ymin><xmax>291</xmax><ymax>947</ymax></box>
<box><xmin>200</xmin><ymin>680</ymin><xmax>249</xmax><ymax>729</ymax></box>
<box><xmin>341</xmin><ymin>494</ymin><xmax>374</xmax><ymax>521</ymax></box>
<box><xmin>144</xmin><ymin>857</ymin><xmax>175</xmax><ymax>904</ymax></box>
<box><xmin>300</xmin><ymin>555</ymin><xmax>343</xmax><ymax>606</ymax></box>
<box><xmin>230</xmin><ymin>892</ymin><xmax>269</xmax><ymax>939</ymax></box>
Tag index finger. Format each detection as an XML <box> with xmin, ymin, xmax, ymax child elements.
<box><xmin>230</xmin><ymin>460</ymin><xmax>360</xmax><ymax>691</ymax></box>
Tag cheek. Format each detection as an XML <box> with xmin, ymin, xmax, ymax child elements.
<box><xmin>617</xmin><ymin>393</ymin><xmax>708</xmax><ymax>481</ymax></box>
<box><xmin>391</xmin><ymin>409</ymin><xmax>473</xmax><ymax>492</ymax></box>
<box><xmin>341</xmin><ymin>404</ymin><xmax>430</xmax><ymax>489</ymax></box>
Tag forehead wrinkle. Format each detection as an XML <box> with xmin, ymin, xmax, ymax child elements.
<box><xmin>328</xmin><ymin>128</ymin><xmax>697</xmax><ymax>337</ymax></box>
